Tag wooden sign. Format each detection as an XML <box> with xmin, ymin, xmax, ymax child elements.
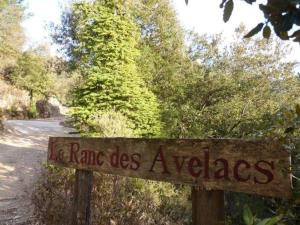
<box><xmin>48</xmin><ymin>137</ymin><xmax>292</xmax><ymax>198</ymax></box>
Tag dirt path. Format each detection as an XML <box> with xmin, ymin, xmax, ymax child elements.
<box><xmin>0</xmin><ymin>119</ymin><xmax>75</xmax><ymax>225</ymax></box>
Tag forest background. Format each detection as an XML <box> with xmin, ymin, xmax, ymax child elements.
<box><xmin>0</xmin><ymin>0</ymin><xmax>300</xmax><ymax>225</ymax></box>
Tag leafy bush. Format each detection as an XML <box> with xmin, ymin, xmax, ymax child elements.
<box><xmin>80</xmin><ymin>110</ymin><xmax>134</xmax><ymax>137</ymax></box>
<box><xmin>242</xmin><ymin>205</ymin><xmax>282</xmax><ymax>225</ymax></box>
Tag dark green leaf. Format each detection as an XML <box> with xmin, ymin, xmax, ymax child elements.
<box><xmin>263</xmin><ymin>25</ymin><xmax>271</xmax><ymax>39</ymax></box>
<box><xmin>256</xmin><ymin>217</ymin><xmax>281</xmax><ymax>225</ymax></box>
<box><xmin>257</xmin><ymin>219</ymin><xmax>270</xmax><ymax>225</ymax></box>
<box><xmin>244</xmin><ymin>23</ymin><xmax>264</xmax><ymax>38</ymax></box>
<box><xmin>223</xmin><ymin>0</ymin><xmax>234</xmax><ymax>23</ymax></box>
<box><xmin>265</xmin><ymin>216</ymin><xmax>281</xmax><ymax>225</ymax></box>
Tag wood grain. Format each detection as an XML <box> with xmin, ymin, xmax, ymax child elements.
<box><xmin>48</xmin><ymin>137</ymin><xmax>292</xmax><ymax>198</ymax></box>
<box><xmin>192</xmin><ymin>188</ymin><xmax>224</xmax><ymax>225</ymax></box>
<box><xmin>71</xmin><ymin>170</ymin><xmax>93</xmax><ymax>225</ymax></box>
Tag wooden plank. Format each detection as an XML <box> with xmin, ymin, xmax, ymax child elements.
<box><xmin>192</xmin><ymin>188</ymin><xmax>224</xmax><ymax>225</ymax></box>
<box><xmin>48</xmin><ymin>137</ymin><xmax>292</xmax><ymax>197</ymax></box>
<box><xmin>71</xmin><ymin>170</ymin><xmax>93</xmax><ymax>225</ymax></box>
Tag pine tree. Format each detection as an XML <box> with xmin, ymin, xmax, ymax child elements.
<box><xmin>68</xmin><ymin>1</ymin><xmax>161</xmax><ymax>137</ymax></box>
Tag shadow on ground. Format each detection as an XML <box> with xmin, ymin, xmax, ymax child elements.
<box><xmin>0</xmin><ymin>119</ymin><xmax>75</xmax><ymax>225</ymax></box>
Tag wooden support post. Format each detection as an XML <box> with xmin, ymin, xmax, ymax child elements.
<box><xmin>192</xmin><ymin>187</ymin><xmax>225</xmax><ymax>225</ymax></box>
<box><xmin>71</xmin><ymin>169</ymin><xmax>93</xmax><ymax>225</ymax></box>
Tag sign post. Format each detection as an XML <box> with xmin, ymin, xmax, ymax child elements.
<box><xmin>192</xmin><ymin>188</ymin><xmax>224</xmax><ymax>225</ymax></box>
<box><xmin>48</xmin><ymin>137</ymin><xmax>292</xmax><ymax>225</ymax></box>
<box><xmin>71</xmin><ymin>170</ymin><xmax>93</xmax><ymax>225</ymax></box>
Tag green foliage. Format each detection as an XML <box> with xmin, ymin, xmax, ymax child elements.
<box><xmin>0</xmin><ymin>0</ymin><xmax>24</xmax><ymax>75</ymax></box>
<box><xmin>242</xmin><ymin>205</ymin><xmax>282</xmax><ymax>225</ymax></box>
<box><xmin>125</xmin><ymin>0</ymin><xmax>189</xmax><ymax>137</ymax></box>
<box><xmin>11</xmin><ymin>50</ymin><xmax>55</xmax><ymax>102</ymax></box>
<box><xmin>0</xmin><ymin>0</ymin><xmax>25</xmax><ymax>76</ymax></box>
<box><xmin>45</xmin><ymin>1</ymin><xmax>300</xmax><ymax>225</ymax></box>
<box><xmin>125</xmin><ymin>0</ymin><xmax>186</xmax><ymax>91</ymax></box>
<box><xmin>243</xmin><ymin>205</ymin><xmax>254</xmax><ymax>225</ymax></box>
<box><xmin>63</xmin><ymin>1</ymin><xmax>162</xmax><ymax>137</ymax></box>
<box><xmin>162</xmin><ymin>27</ymin><xmax>298</xmax><ymax>138</ymax></box>
<box><xmin>144</xmin><ymin>23</ymin><xmax>300</xmax><ymax>223</ymax></box>
<box><xmin>80</xmin><ymin>110</ymin><xmax>134</xmax><ymax>137</ymax></box>
<box><xmin>45</xmin><ymin>58</ymin><xmax>81</xmax><ymax>105</ymax></box>
<box><xmin>265</xmin><ymin>105</ymin><xmax>300</xmax><ymax>195</ymax></box>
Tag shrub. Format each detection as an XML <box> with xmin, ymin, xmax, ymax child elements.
<box><xmin>78</xmin><ymin>110</ymin><xmax>134</xmax><ymax>137</ymax></box>
<box><xmin>32</xmin><ymin>165</ymin><xmax>191</xmax><ymax>225</ymax></box>
<box><xmin>27</xmin><ymin>103</ymin><xmax>38</xmax><ymax>119</ymax></box>
<box><xmin>32</xmin><ymin>165</ymin><xmax>75</xmax><ymax>225</ymax></box>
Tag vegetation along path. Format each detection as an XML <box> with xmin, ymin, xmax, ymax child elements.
<box><xmin>0</xmin><ymin>119</ymin><xmax>75</xmax><ymax>224</ymax></box>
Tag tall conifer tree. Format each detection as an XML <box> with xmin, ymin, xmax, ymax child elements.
<box><xmin>64</xmin><ymin>1</ymin><xmax>161</xmax><ymax>137</ymax></box>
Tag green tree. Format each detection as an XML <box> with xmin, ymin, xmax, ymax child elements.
<box><xmin>0</xmin><ymin>0</ymin><xmax>24</xmax><ymax>75</ymax></box>
<box><xmin>56</xmin><ymin>1</ymin><xmax>162</xmax><ymax>137</ymax></box>
<box><xmin>164</xmin><ymin>27</ymin><xmax>299</xmax><ymax>138</ymax></box>
<box><xmin>127</xmin><ymin>0</ymin><xmax>187</xmax><ymax>98</ymax></box>
<box><xmin>12</xmin><ymin>50</ymin><xmax>54</xmax><ymax>104</ymax></box>
<box><xmin>164</xmin><ymin>27</ymin><xmax>300</xmax><ymax>224</ymax></box>
<box><xmin>43</xmin><ymin>1</ymin><xmax>300</xmax><ymax>224</ymax></box>
<box><xmin>122</xmin><ymin>0</ymin><xmax>196</xmax><ymax>138</ymax></box>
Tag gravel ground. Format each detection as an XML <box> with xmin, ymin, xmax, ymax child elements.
<box><xmin>0</xmin><ymin>119</ymin><xmax>75</xmax><ymax>225</ymax></box>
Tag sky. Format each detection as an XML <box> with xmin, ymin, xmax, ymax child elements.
<box><xmin>22</xmin><ymin>0</ymin><xmax>299</xmax><ymax>61</ymax></box>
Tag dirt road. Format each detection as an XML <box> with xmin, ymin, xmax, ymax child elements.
<box><xmin>0</xmin><ymin>119</ymin><xmax>75</xmax><ymax>225</ymax></box>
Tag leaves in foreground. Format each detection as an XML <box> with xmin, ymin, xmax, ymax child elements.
<box><xmin>223</xmin><ymin>0</ymin><xmax>234</xmax><ymax>23</ymax></box>
<box><xmin>262</xmin><ymin>25</ymin><xmax>271</xmax><ymax>39</ymax></box>
<box><xmin>244</xmin><ymin>23</ymin><xmax>264</xmax><ymax>38</ymax></box>
<box><xmin>243</xmin><ymin>204</ymin><xmax>282</xmax><ymax>225</ymax></box>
